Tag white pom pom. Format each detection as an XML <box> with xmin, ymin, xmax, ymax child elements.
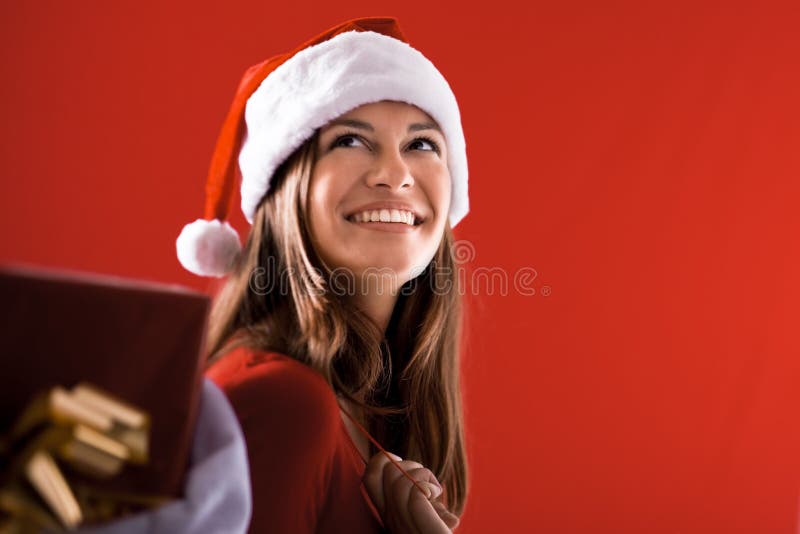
<box><xmin>176</xmin><ymin>219</ymin><xmax>242</xmax><ymax>277</ymax></box>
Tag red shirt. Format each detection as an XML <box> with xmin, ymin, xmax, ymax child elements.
<box><xmin>206</xmin><ymin>346</ymin><xmax>386</xmax><ymax>533</ymax></box>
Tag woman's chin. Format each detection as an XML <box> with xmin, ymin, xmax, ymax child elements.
<box><xmin>330</xmin><ymin>264</ymin><xmax>414</xmax><ymax>291</ymax></box>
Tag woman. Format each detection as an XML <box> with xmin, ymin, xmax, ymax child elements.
<box><xmin>176</xmin><ymin>17</ymin><xmax>470</xmax><ymax>533</ymax></box>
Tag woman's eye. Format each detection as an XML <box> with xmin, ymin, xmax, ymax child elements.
<box><xmin>408</xmin><ymin>137</ymin><xmax>440</xmax><ymax>154</ymax></box>
<box><xmin>331</xmin><ymin>134</ymin><xmax>366</xmax><ymax>149</ymax></box>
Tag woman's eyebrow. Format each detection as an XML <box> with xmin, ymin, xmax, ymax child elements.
<box><xmin>408</xmin><ymin>122</ymin><xmax>442</xmax><ymax>134</ymax></box>
<box><xmin>324</xmin><ymin>118</ymin><xmax>373</xmax><ymax>131</ymax></box>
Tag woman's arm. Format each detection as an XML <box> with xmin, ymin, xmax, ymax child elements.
<box><xmin>210</xmin><ymin>354</ymin><xmax>340</xmax><ymax>533</ymax></box>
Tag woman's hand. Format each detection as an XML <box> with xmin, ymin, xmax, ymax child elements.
<box><xmin>362</xmin><ymin>451</ymin><xmax>460</xmax><ymax>533</ymax></box>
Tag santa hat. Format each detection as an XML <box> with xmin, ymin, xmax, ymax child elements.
<box><xmin>176</xmin><ymin>17</ymin><xmax>469</xmax><ymax>277</ymax></box>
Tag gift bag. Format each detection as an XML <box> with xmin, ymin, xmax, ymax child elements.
<box><xmin>0</xmin><ymin>264</ymin><xmax>244</xmax><ymax>531</ymax></box>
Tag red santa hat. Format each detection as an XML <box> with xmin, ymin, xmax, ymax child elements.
<box><xmin>176</xmin><ymin>17</ymin><xmax>469</xmax><ymax>277</ymax></box>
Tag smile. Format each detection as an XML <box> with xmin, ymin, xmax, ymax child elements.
<box><xmin>344</xmin><ymin>218</ymin><xmax>421</xmax><ymax>233</ymax></box>
<box><xmin>347</xmin><ymin>208</ymin><xmax>422</xmax><ymax>226</ymax></box>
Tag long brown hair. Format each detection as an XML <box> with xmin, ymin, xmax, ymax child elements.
<box><xmin>204</xmin><ymin>131</ymin><xmax>469</xmax><ymax>515</ymax></box>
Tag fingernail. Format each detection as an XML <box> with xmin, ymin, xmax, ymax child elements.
<box><xmin>386</xmin><ymin>452</ymin><xmax>402</xmax><ymax>461</ymax></box>
<box><xmin>420</xmin><ymin>485</ymin><xmax>432</xmax><ymax>499</ymax></box>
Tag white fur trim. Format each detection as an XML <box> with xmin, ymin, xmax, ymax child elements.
<box><xmin>176</xmin><ymin>219</ymin><xmax>242</xmax><ymax>277</ymax></box>
<box><xmin>239</xmin><ymin>30</ymin><xmax>469</xmax><ymax>228</ymax></box>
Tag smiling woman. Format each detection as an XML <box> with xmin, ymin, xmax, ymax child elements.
<box><xmin>175</xmin><ymin>17</ymin><xmax>470</xmax><ymax>534</ymax></box>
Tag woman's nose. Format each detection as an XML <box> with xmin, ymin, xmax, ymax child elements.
<box><xmin>366</xmin><ymin>148</ymin><xmax>414</xmax><ymax>190</ymax></box>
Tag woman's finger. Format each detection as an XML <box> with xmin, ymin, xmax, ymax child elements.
<box><xmin>385</xmin><ymin>466</ymin><xmax>446</xmax><ymax>531</ymax></box>
<box><xmin>363</xmin><ymin>453</ymin><xmax>424</xmax><ymax>517</ymax></box>
<box><xmin>406</xmin><ymin>481</ymin><xmax>454</xmax><ymax>534</ymax></box>
<box><xmin>363</xmin><ymin>451</ymin><xmax>403</xmax><ymax>516</ymax></box>
<box><xmin>383</xmin><ymin>464</ymin><xmax>442</xmax><ymax>501</ymax></box>
<box><xmin>431</xmin><ymin>500</ymin><xmax>460</xmax><ymax>531</ymax></box>
<box><xmin>382</xmin><ymin>460</ymin><xmax>425</xmax><ymax>495</ymax></box>
<box><xmin>362</xmin><ymin>457</ymin><xmax>386</xmax><ymax>517</ymax></box>
<box><xmin>382</xmin><ymin>461</ymin><xmax>426</xmax><ymax>529</ymax></box>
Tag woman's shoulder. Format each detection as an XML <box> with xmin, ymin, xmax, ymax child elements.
<box><xmin>205</xmin><ymin>345</ymin><xmax>340</xmax><ymax>431</ymax></box>
<box><xmin>206</xmin><ymin>346</ymin><xmax>346</xmax><ymax>530</ymax></box>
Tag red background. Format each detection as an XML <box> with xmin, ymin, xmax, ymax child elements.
<box><xmin>2</xmin><ymin>2</ymin><xmax>799</xmax><ymax>532</ymax></box>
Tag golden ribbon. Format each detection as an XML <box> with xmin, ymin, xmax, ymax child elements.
<box><xmin>0</xmin><ymin>383</ymin><xmax>170</xmax><ymax>531</ymax></box>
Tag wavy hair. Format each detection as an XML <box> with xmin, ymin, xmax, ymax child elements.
<box><xmin>204</xmin><ymin>131</ymin><xmax>469</xmax><ymax>515</ymax></box>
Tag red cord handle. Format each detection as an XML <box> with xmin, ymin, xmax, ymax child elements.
<box><xmin>339</xmin><ymin>403</ymin><xmax>435</xmax><ymax>499</ymax></box>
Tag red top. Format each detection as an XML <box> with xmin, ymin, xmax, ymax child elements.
<box><xmin>205</xmin><ymin>346</ymin><xmax>386</xmax><ymax>533</ymax></box>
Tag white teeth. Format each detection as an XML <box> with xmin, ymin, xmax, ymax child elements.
<box><xmin>349</xmin><ymin>209</ymin><xmax>417</xmax><ymax>226</ymax></box>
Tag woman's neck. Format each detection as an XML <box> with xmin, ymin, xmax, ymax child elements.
<box><xmin>350</xmin><ymin>291</ymin><xmax>399</xmax><ymax>335</ymax></box>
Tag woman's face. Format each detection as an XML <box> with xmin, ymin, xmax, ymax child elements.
<box><xmin>307</xmin><ymin>100</ymin><xmax>451</xmax><ymax>290</ymax></box>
